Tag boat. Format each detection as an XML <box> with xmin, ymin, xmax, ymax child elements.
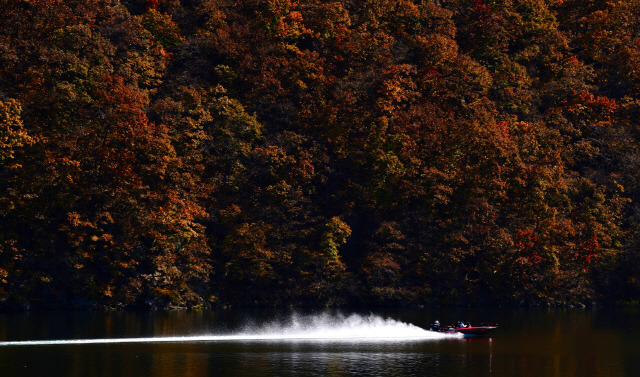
<box><xmin>430</xmin><ymin>321</ymin><xmax>498</xmax><ymax>337</ymax></box>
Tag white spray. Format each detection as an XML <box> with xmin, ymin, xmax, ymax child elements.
<box><xmin>0</xmin><ymin>312</ymin><xmax>459</xmax><ymax>346</ymax></box>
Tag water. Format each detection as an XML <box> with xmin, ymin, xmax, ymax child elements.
<box><xmin>0</xmin><ymin>308</ymin><xmax>639</xmax><ymax>376</ymax></box>
<box><xmin>0</xmin><ymin>312</ymin><xmax>455</xmax><ymax>345</ymax></box>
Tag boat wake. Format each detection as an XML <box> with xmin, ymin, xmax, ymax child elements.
<box><xmin>0</xmin><ymin>312</ymin><xmax>459</xmax><ymax>346</ymax></box>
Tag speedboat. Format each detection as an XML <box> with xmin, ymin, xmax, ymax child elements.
<box><xmin>430</xmin><ymin>321</ymin><xmax>498</xmax><ymax>337</ymax></box>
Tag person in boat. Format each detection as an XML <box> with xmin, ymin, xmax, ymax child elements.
<box><xmin>430</xmin><ymin>320</ymin><xmax>441</xmax><ymax>331</ymax></box>
<box><xmin>458</xmin><ymin>321</ymin><xmax>467</xmax><ymax>328</ymax></box>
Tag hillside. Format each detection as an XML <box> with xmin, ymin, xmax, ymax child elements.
<box><xmin>1</xmin><ymin>0</ymin><xmax>639</xmax><ymax>309</ymax></box>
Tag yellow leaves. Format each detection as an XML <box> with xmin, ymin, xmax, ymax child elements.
<box><xmin>218</xmin><ymin>96</ymin><xmax>263</xmax><ymax>141</ymax></box>
<box><xmin>320</xmin><ymin>216</ymin><xmax>351</xmax><ymax>260</ymax></box>
<box><xmin>0</xmin><ymin>99</ymin><xmax>33</xmax><ymax>164</ymax></box>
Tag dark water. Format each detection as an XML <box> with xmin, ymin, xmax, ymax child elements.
<box><xmin>0</xmin><ymin>307</ymin><xmax>639</xmax><ymax>376</ymax></box>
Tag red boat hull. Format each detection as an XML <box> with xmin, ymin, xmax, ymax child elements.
<box><xmin>444</xmin><ymin>326</ymin><xmax>498</xmax><ymax>337</ymax></box>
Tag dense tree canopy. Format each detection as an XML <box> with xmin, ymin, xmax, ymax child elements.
<box><xmin>0</xmin><ymin>0</ymin><xmax>639</xmax><ymax>309</ymax></box>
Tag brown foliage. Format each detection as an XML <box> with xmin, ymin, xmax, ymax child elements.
<box><xmin>0</xmin><ymin>0</ymin><xmax>638</xmax><ymax>309</ymax></box>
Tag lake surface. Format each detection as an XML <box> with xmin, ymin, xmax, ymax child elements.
<box><xmin>0</xmin><ymin>307</ymin><xmax>639</xmax><ymax>376</ymax></box>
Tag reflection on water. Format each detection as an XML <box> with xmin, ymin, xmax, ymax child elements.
<box><xmin>0</xmin><ymin>308</ymin><xmax>639</xmax><ymax>377</ymax></box>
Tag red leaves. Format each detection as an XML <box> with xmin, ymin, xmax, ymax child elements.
<box><xmin>266</xmin><ymin>0</ymin><xmax>315</xmax><ymax>42</ymax></box>
<box><xmin>514</xmin><ymin>229</ymin><xmax>544</xmax><ymax>266</ymax></box>
<box><xmin>422</xmin><ymin>66</ymin><xmax>442</xmax><ymax>80</ymax></box>
<box><xmin>472</xmin><ymin>0</ymin><xmax>491</xmax><ymax>19</ymax></box>
<box><xmin>146</xmin><ymin>0</ymin><xmax>161</xmax><ymax>10</ymax></box>
<box><xmin>564</xmin><ymin>90</ymin><xmax>618</xmax><ymax>123</ymax></box>
<box><xmin>575</xmin><ymin>236</ymin><xmax>601</xmax><ymax>270</ymax></box>
<box><xmin>559</xmin><ymin>90</ymin><xmax>619</xmax><ymax>136</ymax></box>
<box><xmin>494</xmin><ymin>121</ymin><xmax>510</xmax><ymax>140</ymax></box>
<box><xmin>515</xmin><ymin>229</ymin><xmax>538</xmax><ymax>251</ymax></box>
<box><xmin>468</xmin><ymin>0</ymin><xmax>502</xmax><ymax>32</ymax></box>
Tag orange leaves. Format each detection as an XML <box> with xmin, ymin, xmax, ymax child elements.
<box><xmin>563</xmin><ymin>55</ymin><xmax>581</xmax><ymax>67</ymax></box>
<box><xmin>361</xmin><ymin>252</ymin><xmax>401</xmax><ymax>283</ymax></box>
<box><xmin>67</xmin><ymin>211</ymin><xmax>94</xmax><ymax>229</ymax></box>
<box><xmin>254</xmin><ymin>144</ymin><xmax>316</xmax><ymax>185</ymax></box>
<box><xmin>376</xmin><ymin>64</ymin><xmax>418</xmax><ymax>115</ymax></box>
<box><xmin>494</xmin><ymin>120</ymin><xmax>511</xmax><ymax>140</ymax></box>
<box><xmin>561</xmin><ymin>0</ymin><xmax>640</xmax><ymax>95</ymax></box>
<box><xmin>94</xmin><ymin>75</ymin><xmax>150</xmax><ymax>131</ymax></box>
<box><xmin>224</xmin><ymin>222</ymin><xmax>273</xmax><ymax>261</ymax></box>
<box><xmin>24</xmin><ymin>0</ymin><xmax>57</xmax><ymax>8</ymax></box>
<box><xmin>218</xmin><ymin>204</ymin><xmax>242</xmax><ymax>227</ymax></box>
<box><xmin>88</xmin><ymin>74</ymin><xmax>173</xmax><ymax>189</ymax></box>
<box><xmin>288</xmin><ymin>10</ymin><xmax>303</xmax><ymax>23</ymax></box>
<box><xmin>0</xmin><ymin>0</ymin><xmax>207</xmax><ymax>309</ymax></box>
<box><xmin>147</xmin><ymin>189</ymin><xmax>207</xmax><ymax>241</ymax></box>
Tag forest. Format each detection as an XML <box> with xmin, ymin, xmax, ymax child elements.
<box><xmin>1</xmin><ymin>0</ymin><xmax>640</xmax><ymax>310</ymax></box>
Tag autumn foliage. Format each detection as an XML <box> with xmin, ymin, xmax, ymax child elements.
<box><xmin>0</xmin><ymin>0</ymin><xmax>639</xmax><ymax>309</ymax></box>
